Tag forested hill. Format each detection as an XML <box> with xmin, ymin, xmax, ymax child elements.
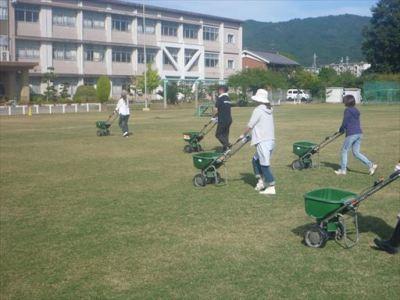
<box><xmin>243</xmin><ymin>14</ymin><xmax>370</xmax><ymax>66</ymax></box>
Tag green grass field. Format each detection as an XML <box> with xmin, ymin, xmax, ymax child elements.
<box><xmin>1</xmin><ymin>104</ymin><xmax>399</xmax><ymax>299</ymax></box>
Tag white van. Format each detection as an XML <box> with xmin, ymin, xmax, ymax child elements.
<box><xmin>286</xmin><ymin>89</ymin><xmax>310</xmax><ymax>102</ymax></box>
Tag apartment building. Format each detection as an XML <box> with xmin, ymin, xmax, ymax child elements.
<box><xmin>1</xmin><ymin>0</ymin><xmax>242</xmax><ymax>99</ymax></box>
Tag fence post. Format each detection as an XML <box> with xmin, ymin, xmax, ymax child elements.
<box><xmin>98</xmin><ymin>103</ymin><xmax>101</xmax><ymax>112</ymax></box>
<box><xmin>22</xmin><ymin>106</ymin><xmax>26</xmax><ymax>115</ymax></box>
<box><xmin>35</xmin><ymin>105</ymin><xmax>39</xmax><ymax>114</ymax></box>
<box><xmin>86</xmin><ymin>103</ymin><xmax>89</xmax><ymax>112</ymax></box>
<box><xmin>62</xmin><ymin>104</ymin><xmax>66</xmax><ymax>114</ymax></box>
<box><xmin>74</xmin><ymin>104</ymin><xmax>78</xmax><ymax>113</ymax></box>
<box><xmin>49</xmin><ymin>105</ymin><xmax>52</xmax><ymax>114</ymax></box>
<box><xmin>8</xmin><ymin>106</ymin><xmax>11</xmax><ymax>116</ymax></box>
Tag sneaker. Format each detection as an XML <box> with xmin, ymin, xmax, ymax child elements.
<box><xmin>374</xmin><ymin>238</ymin><xmax>398</xmax><ymax>254</ymax></box>
<box><xmin>259</xmin><ymin>186</ymin><xmax>276</xmax><ymax>195</ymax></box>
<box><xmin>255</xmin><ymin>179</ymin><xmax>265</xmax><ymax>191</ymax></box>
<box><xmin>123</xmin><ymin>132</ymin><xmax>129</xmax><ymax>137</ymax></box>
<box><xmin>369</xmin><ymin>164</ymin><xmax>378</xmax><ymax>175</ymax></box>
<box><xmin>334</xmin><ymin>169</ymin><xmax>347</xmax><ymax>175</ymax></box>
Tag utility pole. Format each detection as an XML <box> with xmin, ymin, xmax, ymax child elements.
<box><xmin>143</xmin><ymin>2</ymin><xmax>149</xmax><ymax>111</ymax></box>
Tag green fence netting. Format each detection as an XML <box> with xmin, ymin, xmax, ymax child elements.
<box><xmin>362</xmin><ymin>81</ymin><xmax>400</xmax><ymax>103</ymax></box>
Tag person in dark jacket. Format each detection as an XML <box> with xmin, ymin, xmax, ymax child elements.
<box><xmin>335</xmin><ymin>95</ymin><xmax>377</xmax><ymax>175</ymax></box>
<box><xmin>213</xmin><ymin>85</ymin><xmax>232</xmax><ymax>151</ymax></box>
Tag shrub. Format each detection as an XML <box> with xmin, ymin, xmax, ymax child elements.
<box><xmin>73</xmin><ymin>85</ymin><xmax>97</xmax><ymax>103</ymax></box>
<box><xmin>96</xmin><ymin>76</ymin><xmax>111</xmax><ymax>103</ymax></box>
<box><xmin>167</xmin><ymin>82</ymin><xmax>178</xmax><ymax>104</ymax></box>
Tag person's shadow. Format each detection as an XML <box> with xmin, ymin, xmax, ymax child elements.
<box><xmin>320</xmin><ymin>161</ymin><xmax>369</xmax><ymax>174</ymax></box>
<box><xmin>240</xmin><ymin>173</ymin><xmax>257</xmax><ymax>187</ymax></box>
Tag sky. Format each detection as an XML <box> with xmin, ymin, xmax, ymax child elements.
<box><xmin>137</xmin><ymin>0</ymin><xmax>378</xmax><ymax>22</ymax></box>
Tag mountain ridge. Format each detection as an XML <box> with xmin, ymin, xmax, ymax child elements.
<box><xmin>243</xmin><ymin>14</ymin><xmax>371</xmax><ymax>66</ymax></box>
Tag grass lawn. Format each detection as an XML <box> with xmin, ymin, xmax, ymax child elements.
<box><xmin>1</xmin><ymin>104</ymin><xmax>399</xmax><ymax>299</ymax></box>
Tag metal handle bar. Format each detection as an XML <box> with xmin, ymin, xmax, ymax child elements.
<box><xmin>311</xmin><ymin>131</ymin><xmax>343</xmax><ymax>154</ymax></box>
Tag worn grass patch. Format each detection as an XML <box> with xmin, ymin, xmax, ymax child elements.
<box><xmin>1</xmin><ymin>104</ymin><xmax>399</xmax><ymax>299</ymax></box>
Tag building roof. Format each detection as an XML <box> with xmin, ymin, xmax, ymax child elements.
<box><xmin>243</xmin><ymin>49</ymin><xmax>299</xmax><ymax>66</ymax></box>
<box><xmin>95</xmin><ymin>0</ymin><xmax>242</xmax><ymax>24</ymax></box>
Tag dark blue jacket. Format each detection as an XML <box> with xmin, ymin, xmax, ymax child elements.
<box><xmin>339</xmin><ymin>107</ymin><xmax>362</xmax><ymax>137</ymax></box>
<box><xmin>215</xmin><ymin>93</ymin><xmax>232</xmax><ymax>125</ymax></box>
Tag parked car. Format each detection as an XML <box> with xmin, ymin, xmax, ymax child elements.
<box><xmin>286</xmin><ymin>89</ymin><xmax>311</xmax><ymax>102</ymax></box>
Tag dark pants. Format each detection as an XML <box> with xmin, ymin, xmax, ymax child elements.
<box><xmin>215</xmin><ymin>122</ymin><xmax>231</xmax><ymax>151</ymax></box>
<box><xmin>119</xmin><ymin>114</ymin><xmax>129</xmax><ymax>134</ymax></box>
<box><xmin>389</xmin><ymin>220</ymin><xmax>400</xmax><ymax>247</ymax></box>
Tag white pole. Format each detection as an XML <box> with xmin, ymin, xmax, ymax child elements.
<box><xmin>98</xmin><ymin>103</ymin><xmax>101</xmax><ymax>112</ymax></box>
<box><xmin>35</xmin><ymin>105</ymin><xmax>39</xmax><ymax>114</ymax></box>
<box><xmin>74</xmin><ymin>103</ymin><xmax>78</xmax><ymax>113</ymax></box>
<box><xmin>8</xmin><ymin>106</ymin><xmax>11</xmax><ymax>116</ymax></box>
<box><xmin>22</xmin><ymin>106</ymin><xmax>26</xmax><ymax>115</ymax></box>
<box><xmin>49</xmin><ymin>105</ymin><xmax>52</xmax><ymax>114</ymax></box>
<box><xmin>62</xmin><ymin>104</ymin><xmax>66</xmax><ymax>114</ymax></box>
<box><xmin>143</xmin><ymin>3</ymin><xmax>149</xmax><ymax>110</ymax></box>
<box><xmin>86</xmin><ymin>103</ymin><xmax>89</xmax><ymax>112</ymax></box>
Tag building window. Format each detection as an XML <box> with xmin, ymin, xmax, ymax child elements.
<box><xmin>205</xmin><ymin>52</ymin><xmax>219</xmax><ymax>68</ymax></box>
<box><xmin>84</xmin><ymin>45</ymin><xmax>105</xmax><ymax>62</ymax></box>
<box><xmin>164</xmin><ymin>47</ymin><xmax>179</xmax><ymax>65</ymax></box>
<box><xmin>53</xmin><ymin>43</ymin><xmax>77</xmax><ymax>61</ymax></box>
<box><xmin>184</xmin><ymin>49</ymin><xmax>197</xmax><ymax>65</ymax></box>
<box><xmin>112</xmin><ymin>16</ymin><xmax>131</xmax><ymax>32</ymax></box>
<box><xmin>112</xmin><ymin>47</ymin><xmax>131</xmax><ymax>63</ymax></box>
<box><xmin>53</xmin><ymin>8</ymin><xmax>76</xmax><ymax>27</ymax></box>
<box><xmin>0</xmin><ymin>0</ymin><xmax>8</xmax><ymax>21</ymax></box>
<box><xmin>183</xmin><ymin>25</ymin><xmax>198</xmax><ymax>39</ymax></box>
<box><xmin>162</xmin><ymin>22</ymin><xmax>178</xmax><ymax>37</ymax></box>
<box><xmin>137</xmin><ymin>48</ymin><xmax>157</xmax><ymax>64</ymax></box>
<box><xmin>16</xmin><ymin>5</ymin><xmax>39</xmax><ymax>23</ymax></box>
<box><xmin>203</xmin><ymin>26</ymin><xmax>219</xmax><ymax>41</ymax></box>
<box><xmin>137</xmin><ymin>18</ymin><xmax>156</xmax><ymax>35</ymax></box>
<box><xmin>16</xmin><ymin>41</ymin><xmax>40</xmax><ymax>59</ymax></box>
<box><xmin>227</xmin><ymin>59</ymin><xmax>235</xmax><ymax>69</ymax></box>
<box><xmin>83</xmin><ymin>12</ymin><xmax>105</xmax><ymax>29</ymax></box>
<box><xmin>227</xmin><ymin>34</ymin><xmax>235</xmax><ymax>44</ymax></box>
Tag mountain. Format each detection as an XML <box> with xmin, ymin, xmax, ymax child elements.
<box><xmin>243</xmin><ymin>14</ymin><xmax>371</xmax><ymax>66</ymax></box>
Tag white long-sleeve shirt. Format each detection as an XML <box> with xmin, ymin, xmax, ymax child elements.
<box><xmin>115</xmin><ymin>98</ymin><xmax>130</xmax><ymax>116</ymax></box>
<box><xmin>248</xmin><ymin>104</ymin><xmax>275</xmax><ymax>146</ymax></box>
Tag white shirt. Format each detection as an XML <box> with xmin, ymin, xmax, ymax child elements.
<box><xmin>115</xmin><ymin>98</ymin><xmax>130</xmax><ymax>116</ymax></box>
<box><xmin>248</xmin><ymin>104</ymin><xmax>275</xmax><ymax>146</ymax></box>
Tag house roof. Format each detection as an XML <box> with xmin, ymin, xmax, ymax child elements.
<box><xmin>95</xmin><ymin>0</ymin><xmax>242</xmax><ymax>24</ymax></box>
<box><xmin>243</xmin><ymin>49</ymin><xmax>299</xmax><ymax>66</ymax></box>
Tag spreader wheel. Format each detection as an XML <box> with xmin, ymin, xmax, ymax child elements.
<box><xmin>193</xmin><ymin>174</ymin><xmax>207</xmax><ymax>187</ymax></box>
<box><xmin>304</xmin><ymin>226</ymin><xmax>328</xmax><ymax>248</ymax></box>
<box><xmin>96</xmin><ymin>130</ymin><xmax>102</xmax><ymax>136</ymax></box>
<box><xmin>184</xmin><ymin>145</ymin><xmax>193</xmax><ymax>153</ymax></box>
<box><xmin>291</xmin><ymin>159</ymin><xmax>303</xmax><ymax>170</ymax></box>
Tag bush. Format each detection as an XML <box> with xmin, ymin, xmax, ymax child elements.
<box><xmin>167</xmin><ymin>82</ymin><xmax>178</xmax><ymax>104</ymax></box>
<box><xmin>96</xmin><ymin>76</ymin><xmax>111</xmax><ymax>103</ymax></box>
<box><xmin>73</xmin><ymin>85</ymin><xmax>97</xmax><ymax>103</ymax></box>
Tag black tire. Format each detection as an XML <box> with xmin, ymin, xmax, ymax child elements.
<box><xmin>184</xmin><ymin>145</ymin><xmax>193</xmax><ymax>153</ymax></box>
<box><xmin>97</xmin><ymin>130</ymin><xmax>101</xmax><ymax>137</ymax></box>
<box><xmin>304</xmin><ymin>226</ymin><xmax>328</xmax><ymax>248</ymax></box>
<box><xmin>291</xmin><ymin>159</ymin><xmax>303</xmax><ymax>170</ymax></box>
<box><xmin>193</xmin><ymin>174</ymin><xmax>206</xmax><ymax>187</ymax></box>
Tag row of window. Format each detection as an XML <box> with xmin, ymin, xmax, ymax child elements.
<box><xmin>17</xmin><ymin>42</ymin><xmax>235</xmax><ymax>68</ymax></box>
<box><xmin>15</xmin><ymin>5</ymin><xmax>236</xmax><ymax>42</ymax></box>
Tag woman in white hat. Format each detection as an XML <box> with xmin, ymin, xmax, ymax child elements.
<box><xmin>240</xmin><ymin>89</ymin><xmax>276</xmax><ymax>195</ymax></box>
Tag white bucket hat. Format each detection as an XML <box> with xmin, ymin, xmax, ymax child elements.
<box><xmin>251</xmin><ymin>89</ymin><xmax>270</xmax><ymax>103</ymax></box>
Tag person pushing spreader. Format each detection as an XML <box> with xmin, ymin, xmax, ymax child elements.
<box><xmin>192</xmin><ymin>135</ymin><xmax>251</xmax><ymax>187</ymax></box>
<box><xmin>303</xmin><ymin>168</ymin><xmax>400</xmax><ymax>249</ymax></box>
<box><xmin>182</xmin><ymin>119</ymin><xmax>217</xmax><ymax>153</ymax></box>
<box><xmin>96</xmin><ymin>112</ymin><xmax>118</xmax><ymax>136</ymax></box>
<box><xmin>291</xmin><ymin>131</ymin><xmax>343</xmax><ymax>170</ymax></box>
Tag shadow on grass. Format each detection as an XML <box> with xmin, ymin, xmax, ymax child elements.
<box><xmin>321</xmin><ymin>161</ymin><xmax>341</xmax><ymax>170</ymax></box>
<box><xmin>240</xmin><ymin>173</ymin><xmax>257</xmax><ymax>187</ymax></box>
<box><xmin>291</xmin><ymin>214</ymin><xmax>394</xmax><ymax>242</ymax></box>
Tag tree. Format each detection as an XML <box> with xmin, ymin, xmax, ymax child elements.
<box><xmin>166</xmin><ymin>82</ymin><xmax>178</xmax><ymax>104</ymax></box>
<box><xmin>318</xmin><ymin>67</ymin><xmax>339</xmax><ymax>86</ymax></box>
<box><xmin>137</xmin><ymin>64</ymin><xmax>161</xmax><ymax>95</ymax></box>
<box><xmin>60</xmin><ymin>82</ymin><xmax>70</xmax><ymax>100</ymax></box>
<box><xmin>96</xmin><ymin>76</ymin><xmax>111</xmax><ymax>103</ymax></box>
<box><xmin>362</xmin><ymin>0</ymin><xmax>400</xmax><ymax>73</ymax></box>
<box><xmin>42</xmin><ymin>67</ymin><xmax>57</xmax><ymax>102</ymax></box>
